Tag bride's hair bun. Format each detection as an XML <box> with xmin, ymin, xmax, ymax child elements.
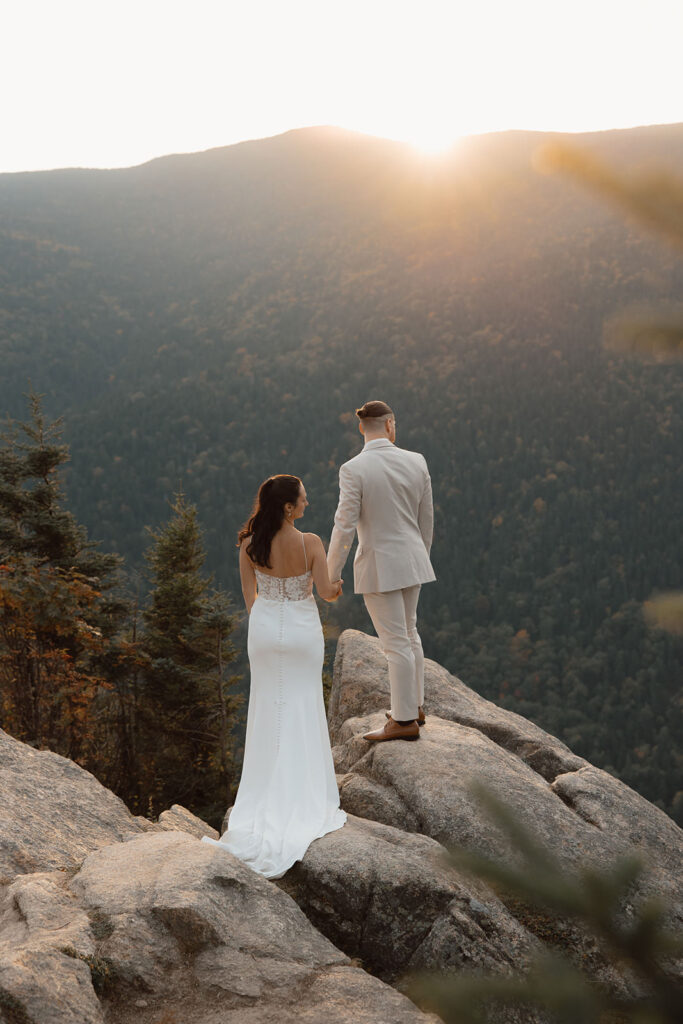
<box><xmin>356</xmin><ymin>400</ymin><xmax>393</xmax><ymax>419</ymax></box>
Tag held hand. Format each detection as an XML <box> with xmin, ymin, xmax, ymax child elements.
<box><xmin>330</xmin><ymin>579</ymin><xmax>343</xmax><ymax>601</ymax></box>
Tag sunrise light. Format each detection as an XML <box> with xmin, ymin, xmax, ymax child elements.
<box><xmin>404</xmin><ymin>125</ymin><xmax>461</xmax><ymax>156</ymax></box>
<box><xmin>1</xmin><ymin>0</ymin><xmax>682</xmax><ymax>172</ymax></box>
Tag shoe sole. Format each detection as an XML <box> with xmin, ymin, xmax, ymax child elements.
<box><xmin>364</xmin><ymin>734</ymin><xmax>420</xmax><ymax>742</ymax></box>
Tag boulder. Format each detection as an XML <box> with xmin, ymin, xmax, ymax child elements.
<box><xmin>334</xmin><ymin>714</ymin><xmax>609</xmax><ymax>861</ymax></box>
<box><xmin>328</xmin><ymin>630</ymin><xmax>586</xmax><ymax>779</ymax></box>
<box><xmin>0</xmin><ymin>728</ymin><xmax>223</xmax><ymax>885</ymax></box>
<box><xmin>321</xmin><ymin>630</ymin><xmax>683</xmax><ymax>1007</ymax></box>
<box><xmin>334</xmin><ymin>713</ymin><xmax>682</xmax><ymax>914</ymax></box>
<box><xmin>329</xmin><ymin>633</ymin><xmax>683</xmax><ymax>931</ymax></box>
<box><xmin>0</xmin><ymin>727</ymin><xmax>156</xmax><ymax>880</ymax></box>
<box><xmin>276</xmin><ymin>812</ymin><xmax>541</xmax><ymax>984</ymax></box>
<box><xmin>156</xmin><ymin>804</ymin><xmax>219</xmax><ymax>840</ymax></box>
<box><xmin>0</xmin><ymin>830</ymin><xmax>435</xmax><ymax>1024</ymax></box>
<box><xmin>0</xmin><ymin>870</ymin><xmax>102</xmax><ymax>1024</ymax></box>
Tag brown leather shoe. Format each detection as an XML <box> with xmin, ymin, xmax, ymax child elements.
<box><xmin>364</xmin><ymin>717</ymin><xmax>420</xmax><ymax>742</ymax></box>
<box><xmin>386</xmin><ymin>705</ymin><xmax>425</xmax><ymax>726</ymax></box>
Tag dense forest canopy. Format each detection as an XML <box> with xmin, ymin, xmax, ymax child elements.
<box><xmin>0</xmin><ymin>123</ymin><xmax>681</xmax><ymax>819</ymax></box>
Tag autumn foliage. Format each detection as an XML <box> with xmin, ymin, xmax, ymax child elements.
<box><xmin>0</xmin><ymin>557</ymin><xmax>107</xmax><ymax>762</ymax></box>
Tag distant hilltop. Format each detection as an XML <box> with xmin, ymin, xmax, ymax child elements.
<box><xmin>4</xmin><ymin>119</ymin><xmax>682</xmax><ymax>175</ymax></box>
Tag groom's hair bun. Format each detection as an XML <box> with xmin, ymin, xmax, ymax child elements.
<box><xmin>356</xmin><ymin>400</ymin><xmax>393</xmax><ymax>419</ymax></box>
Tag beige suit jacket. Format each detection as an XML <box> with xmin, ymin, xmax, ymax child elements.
<box><xmin>327</xmin><ymin>438</ymin><xmax>436</xmax><ymax>594</ymax></box>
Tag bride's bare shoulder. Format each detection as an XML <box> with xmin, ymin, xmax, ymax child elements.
<box><xmin>302</xmin><ymin>532</ymin><xmax>324</xmax><ymax>550</ymax></box>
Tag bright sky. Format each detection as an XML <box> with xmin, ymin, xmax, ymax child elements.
<box><xmin>3</xmin><ymin>0</ymin><xmax>683</xmax><ymax>173</ymax></box>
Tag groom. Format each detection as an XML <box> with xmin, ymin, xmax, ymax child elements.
<box><xmin>327</xmin><ymin>400</ymin><xmax>436</xmax><ymax>742</ymax></box>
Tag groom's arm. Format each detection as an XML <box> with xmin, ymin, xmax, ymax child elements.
<box><xmin>327</xmin><ymin>463</ymin><xmax>362</xmax><ymax>582</ymax></box>
<box><xmin>417</xmin><ymin>458</ymin><xmax>434</xmax><ymax>554</ymax></box>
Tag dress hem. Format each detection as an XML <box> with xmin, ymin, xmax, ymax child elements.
<box><xmin>199</xmin><ymin>808</ymin><xmax>347</xmax><ymax>880</ymax></box>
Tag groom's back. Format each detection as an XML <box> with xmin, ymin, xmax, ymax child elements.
<box><xmin>350</xmin><ymin>444</ymin><xmax>427</xmax><ymax>540</ymax></box>
<box><xmin>329</xmin><ymin>436</ymin><xmax>435</xmax><ymax>593</ymax></box>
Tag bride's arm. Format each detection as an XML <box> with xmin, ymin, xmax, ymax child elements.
<box><xmin>239</xmin><ymin>539</ymin><xmax>257</xmax><ymax>613</ymax></box>
<box><xmin>308</xmin><ymin>534</ymin><xmax>342</xmax><ymax>602</ymax></box>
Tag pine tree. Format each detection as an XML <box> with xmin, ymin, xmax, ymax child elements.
<box><xmin>0</xmin><ymin>386</ymin><xmax>119</xmax><ymax>579</ymax></box>
<box><xmin>0</xmin><ymin>387</ymin><xmax>124</xmax><ymax>762</ymax></box>
<box><xmin>88</xmin><ymin>583</ymin><xmax>147</xmax><ymax>811</ymax></box>
<box><xmin>138</xmin><ymin>491</ymin><xmax>241</xmax><ymax>824</ymax></box>
<box><xmin>187</xmin><ymin>588</ymin><xmax>242</xmax><ymax>823</ymax></box>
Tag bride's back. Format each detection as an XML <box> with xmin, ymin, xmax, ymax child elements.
<box><xmin>256</xmin><ymin>527</ymin><xmax>309</xmax><ymax>578</ymax></box>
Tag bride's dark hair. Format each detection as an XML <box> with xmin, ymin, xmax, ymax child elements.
<box><xmin>237</xmin><ymin>474</ymin><xmax>303</xmax><ymax>568</ymax></box>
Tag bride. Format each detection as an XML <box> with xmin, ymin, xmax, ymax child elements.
<box><xmin>201</xmin><ymin>474</ymin><xmax>347</xmax><ymax>878</ymax></box>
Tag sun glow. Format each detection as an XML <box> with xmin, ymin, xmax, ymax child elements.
<box><xmin>1</xmin><ymin>0</ymin><xmax>683</xmax><ymax>173</ymax></box>
<box><xmin>348</xmin><ymin>108</ymin><xmax>473</xmax><ymax>158</ymax></box>
<box><xmin>406</xmin><ymin>129</ymin><xmax>461</xmax><ymax>156</ymax></box>
<box><xmin>361</xmin><ymin>123</ymin><xmax>462</xmax><ymax>156</ymax></box>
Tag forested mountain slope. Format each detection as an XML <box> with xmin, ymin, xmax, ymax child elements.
<box><xmin>1</xmin><ymin>123</ymin><xmax>681</xmax><ymax>818</ymax></box>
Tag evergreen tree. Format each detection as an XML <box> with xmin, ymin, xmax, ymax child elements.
<box><xmin>88</xmin><ymin>583</ymin><xmax>147</xmax><ymax>811</ymax></box>
<box><xmin>139</xmin><ymin>491</ymin><xmax>241</xmax><ymax>824</ymax></box>
<box><xmin>0</xmin><ymin>388</ymin><xmax>124</xmax><ymax>762</ymax></box>
<box><xmin>0</xmin><ymin>386</ymin><xmax>120</xmax><ymax>580</ymax></box>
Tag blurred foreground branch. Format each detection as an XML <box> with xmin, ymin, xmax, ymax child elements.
<box><xmin>536</xmin><ymin>140</ymin><xmax>683</xmax><ymax>362</ymax></box>
<box><xmin>536</xmin><ymin>142</ymin><xmax>683</xmax><ymax>253</ymax></box>
<box><xmin>643</xmin><ymin>593</ymin><xmax>683</xmax><ymax>636</ymax></box>
<box><xmin>407</xmin><ymin>784</ymin><xmax>683</xmax><ymax>1024</ymax></box>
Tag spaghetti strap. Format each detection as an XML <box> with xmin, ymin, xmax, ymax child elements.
<box><xmin>302</xmin><ymin>531</ymin><xmax>308</xmax><ymax>572</ymax></box>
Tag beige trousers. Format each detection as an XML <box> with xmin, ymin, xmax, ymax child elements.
<box><xmin>362</xmin><ymin>584</ymin><xmax>424</xmax><ymax>722</ymax></box>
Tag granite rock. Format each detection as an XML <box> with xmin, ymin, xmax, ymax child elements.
<box><xmin>0</xmin><ymin>829</ymin><xmax>435</xmax><ymax>1024</ymax></box>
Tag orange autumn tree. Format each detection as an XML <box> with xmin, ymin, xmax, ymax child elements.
<box><xmin>0</xmin><ymin>388</ymin><xmax>123</xmax><ymax>764</ymax></box>
<box><xmin>0</xmin><ymin>559</ymin><xmax>106</xmax><ymax>760</ymax></box>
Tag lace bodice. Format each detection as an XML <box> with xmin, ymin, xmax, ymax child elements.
<box><xmin>254</xmin><ymin>568</ymin><xmax>314</xmax><ymax>602</ymax></box>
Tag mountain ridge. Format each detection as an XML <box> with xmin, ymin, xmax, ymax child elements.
<box><xmin>3</xmin><ymin>119</ymin><xmax>683</xmax><ymax>177</ymax></box>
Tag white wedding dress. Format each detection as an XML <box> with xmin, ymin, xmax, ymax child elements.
<box><xmin>201</xmin><ymin>537</ymin><xmax>346</xmax><ymax>878</ymax></box>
